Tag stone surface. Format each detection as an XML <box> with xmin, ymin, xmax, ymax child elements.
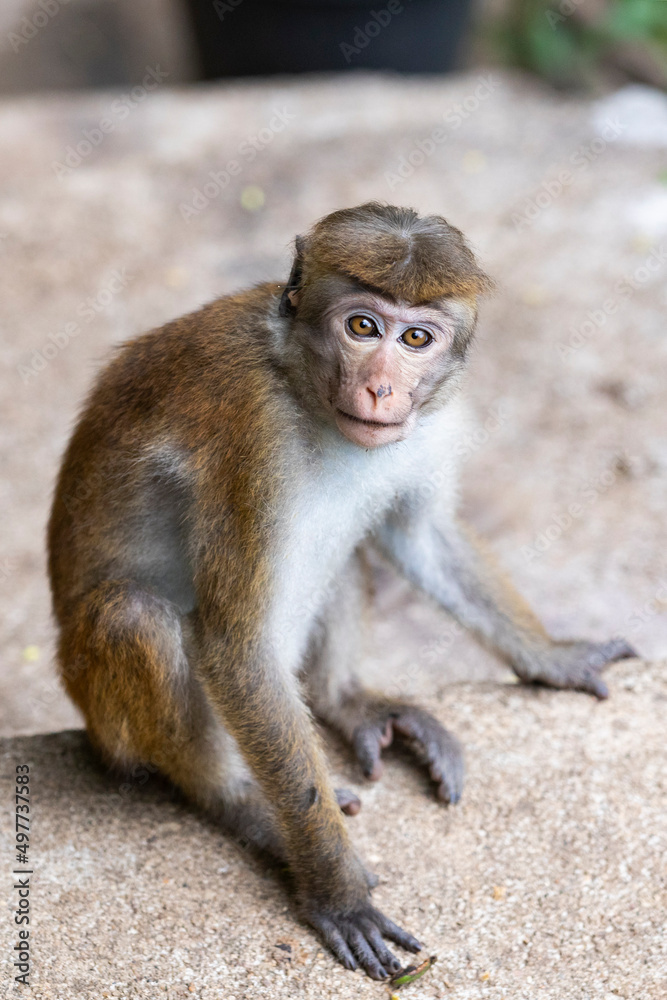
<box><xmin>1</xmin><ymin>658</ymin><xmax>666</xmax><ymax>999</ymax></box>
<box><xmin>0</xmin><ymin>71</ymin><xmax>665</xmax><ymax>997</ymax></box>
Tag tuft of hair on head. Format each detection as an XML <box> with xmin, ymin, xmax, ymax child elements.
<box><xmin>280</xmin><ymin>202</ymin><xmax>494</xmax><ymax>315</ymax></box>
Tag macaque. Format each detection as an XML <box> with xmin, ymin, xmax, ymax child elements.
<box><xmin>48</xmin><ymin>203</ymin><xmax>634</xmax><ymax>979</ymax></box>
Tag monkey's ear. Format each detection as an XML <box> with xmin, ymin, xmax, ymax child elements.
<box><xmin>279</xmin><ymin>236</ymin><xmax>305</xmax><ymax>317</ymax></box>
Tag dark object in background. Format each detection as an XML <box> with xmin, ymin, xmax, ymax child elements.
<box><xmin>183</xmin><ymin>0</ymin><xmax>473</xmax><ymax>77</ymax></box>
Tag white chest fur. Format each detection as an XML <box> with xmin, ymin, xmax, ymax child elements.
<box><xmin>267</xmin><ymin>399</ymin><xmax>467</xmax><ymax>671</ymax></box>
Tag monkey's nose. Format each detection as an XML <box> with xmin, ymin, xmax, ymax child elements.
<box><xmin>368</xmin><ymin>384</ymin><xmax>392</xmax><ymax>400</ymax></box>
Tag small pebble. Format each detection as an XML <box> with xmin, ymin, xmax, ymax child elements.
<box><xmin>462</xmin><ymin>149</ymin><xmax>487</xmax><ymax>173</ymax></box>
<box><xmin>240</xmin><ymin>185</ymin><xmax>265</xmax><ymax>211</ymax></box>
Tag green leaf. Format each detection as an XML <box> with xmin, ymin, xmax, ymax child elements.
<box><xmin>389</xmin><ymin>954</ymin><xmax>438</xmax><ymax>989</ymax></box>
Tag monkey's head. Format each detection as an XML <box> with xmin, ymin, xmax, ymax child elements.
<box><xmin>279</xmin><ymin>203</ymin><xmax>493</xmax><ymax>448</ymax></box>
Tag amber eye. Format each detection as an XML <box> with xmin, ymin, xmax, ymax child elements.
<box><xmin>347</xmin><ymin>315</ymin><xmax>379</xmax><ymax>337</ymax></box>
<box><xmin>401</xmin><ymin>327</ymin><xmax>432</xmax><ymax>348</ymax></box>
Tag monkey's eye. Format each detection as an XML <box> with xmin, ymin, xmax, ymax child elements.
<box><xmin>401</xmin><ymin>327</ymin><xmax>432</xmax><ymax>349</ymax></box>
<box><xmin>347</xmin><ymin>315</ymin><xmax>379</xmax><ymax>337</ymax></box>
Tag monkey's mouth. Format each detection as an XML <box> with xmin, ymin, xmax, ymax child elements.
<box><xmin>335</xmin><ymin>408</ymin><xmax>406</xmax><ymax>429</ymax></box>
<box><xmin>334</xmin><ymin>406</ymin><xmax>415</xmax><ymax>448</ymax></box>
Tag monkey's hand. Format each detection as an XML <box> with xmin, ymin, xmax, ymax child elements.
<box><xmin>303</xmin><ymin>899</ymin><xmax>421</xmax><ymax>980</ymax></box>
<box><xmin>513</xmin><ymin>638</ymin><xmax>637</xmax><ymax>699</ymax></box>
<box><xmin>353</xmin><ymin>703</ymin><xmax>464</xmax><ymax>805</ymax></box>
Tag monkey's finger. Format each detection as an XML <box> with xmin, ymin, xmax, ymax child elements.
<box><xmin>309</xmin><ymin>914</ymin><xmax>357</xmax><ymax>971</ymax></box>
<box><xmin>596</xmin><ymin>638</ymin><xmax>637</xmax><ymax>664</ymax></box>
<box><xmin>353</xmin><ymin>725</ymin><xmax>386</xmax><ymax>781</ymax></box>
<box><xmin>345</xmin><ymin>925</ymin><xmax>388</xmax><ymax>980</ymax></box>
<box><xmin>580</xmin><ymin>671</ymin><xmax>609</xmax><ymax>700</ymax></box>
<box><xmin>335</xmin><ymin>788</ymin><xmax>362</xmax><ymax>816</ymax></box>
<box><xmin>559</xmin><ymin>663</ymin><xmax>609</xmax><ymax>700</ymax></box>
<box><xmin>590</xmin><ymin>675</ymin><xmax>609</xmax><ymax>700</ymax></box>
<box><xmin>358</xmin><ymin>917</ymin><xmax>402</xmax><ymax>974</ymax></box>
<box><xmin>367</xmin><ymin>906</ymin><xmax>422</xmax><ymax>953</ymax></box>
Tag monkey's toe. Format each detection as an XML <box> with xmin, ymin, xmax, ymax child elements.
<box><xmin>335</xmin><ymin>787</ymin><xmax>362</xmax><ymax>816</ymax></box>
<box><xmin>392</xmin><ymin>708</ymin><xmax>464</xmax><ymax>805</ymax></box>
<box><xmin>352</xmin><ymin>719</ymin><xmax>393</xmax><ymax>781</ymax></box>
<box><xmin>352</xmin><ymin>705</ymin><xmax>464</xmax><ymax>805</ymax></box>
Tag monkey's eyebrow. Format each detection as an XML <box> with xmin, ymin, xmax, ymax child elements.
<box><xmin>368</xmin><ymin>289</ymin><xmax>451</xmax><ymax>311</ymax></box>
<box><xmin>409</xmin><ymin>299</ymin><xmax>449</xmax><ymax>311</ymax></box>
<box><xmin>355</xmin><ymin>280</ymin><xmax>397</xmax><ymax>303</ymax></box>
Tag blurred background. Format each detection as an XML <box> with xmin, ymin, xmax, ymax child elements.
<box><xmin>1</xmin><ymin>0</ymin><xmax>666</xmax><ymax>734</ymax></box>
<box><xmin>0</xmin><ymin>3</ymin><xmax>666</xmax><ymax>997</ymax></box>
<box><xmin>1</xmin><ymin>0</ymin><xmax>667</xmax><ymax>93</ymax></box>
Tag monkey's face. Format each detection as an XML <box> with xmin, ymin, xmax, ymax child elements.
<box><xmin>311</xmin><ymin>289</ymin><xmax>473</xmax><ymax>449</ymax></box>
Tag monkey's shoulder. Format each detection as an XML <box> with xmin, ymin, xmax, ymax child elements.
<box><xmin>80</xmin><ymin>282</ymin><xmax>286</xmax><ymax>425</ymax></box>
<box><xmin>115</xmin><ymin>280</ymin><xmax>283</xmax><ymax>375</ymax></box>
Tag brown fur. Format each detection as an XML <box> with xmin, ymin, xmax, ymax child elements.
<box><xmin>49</xmin><ymin>278</ymin><xmax>374</xmax><ymax>916</ymax></box>
<box><xmin>47</xmin><ymin>204</ymin><xmax>632</xmax><ymax>979</ymax></box>
<box><xmin>284</xmin><ymin>202</ymin><xmax>494</xmax><ymax>306</ymax></box>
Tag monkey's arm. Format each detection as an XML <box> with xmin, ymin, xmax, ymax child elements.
<box><xmin>192</xmin><ymin>482</ymin><xmax>420</xmax><ymax>979</ymax></box>
<box><xmin>376</xmin><ymin>511</ymin><xmax>635</xmax><ymax>699</ymax></box>
<box><xmin>195</xmin><ymin>626</ymin><xmax>419</xmax><ymax>976</ymax></box>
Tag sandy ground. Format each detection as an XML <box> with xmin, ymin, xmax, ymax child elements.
<box><xmin>1</xmin><ymin>657</ymin><xmax>665</xmax><ymax>1000</ymax></box>
<box><xmin>0</xmin><ymin>71</ymin><xmax>666</xmax><ymax>998</ymax></box>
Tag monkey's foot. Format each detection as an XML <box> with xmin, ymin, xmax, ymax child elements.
<box><xmin>352</xmin><ymin>703</ymin><xmax>464</xmax><ymax>805</ymax></box>
<box><xmin>516</xmin><ymin>638</ymin><xmax>637</xmax><ymax>700</ymax></box>
<box><xmin>305</xmin><ymin>902</ymin><xmax>421</xmax><ymax>980</ymax></box>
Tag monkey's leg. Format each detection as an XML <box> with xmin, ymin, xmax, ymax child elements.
<box><xmin>305</xmin><ymin>554</ymin><xmax>464</xmax><ymax>805</ymax></box>
<box><xmin>377</xmin><ymin>515</ymin><xmax>636</xmax><ymax>700</ymax></box>
<box><xmin>57</xmin><ymin>581</ymin><xmax>289</xmax><ymax>856</ymax></box>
